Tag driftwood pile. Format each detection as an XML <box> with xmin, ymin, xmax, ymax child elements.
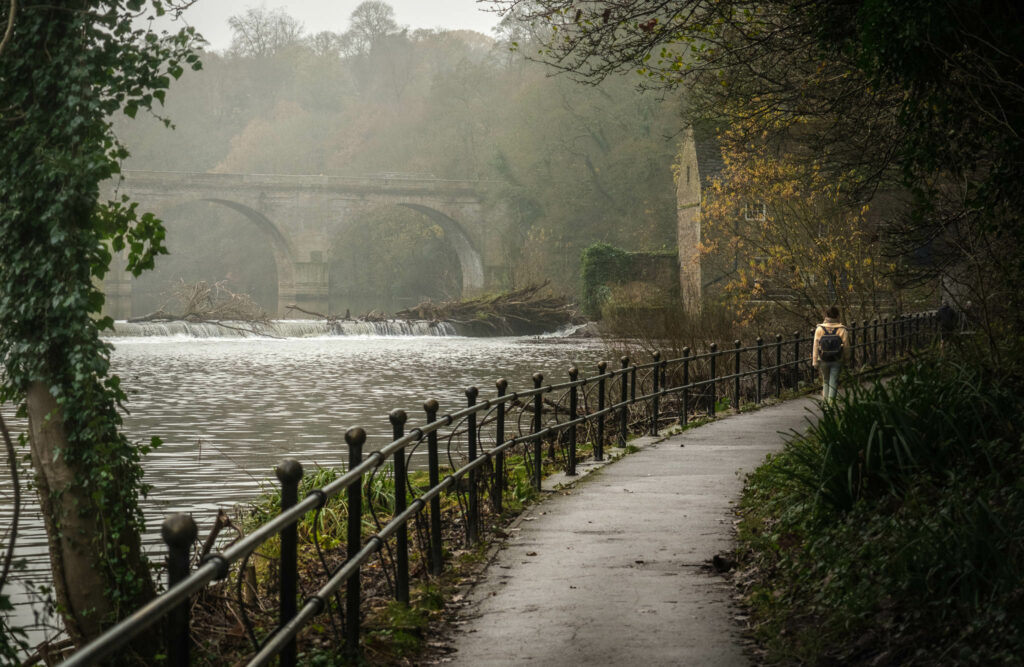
<box><xmin>395</xmin><ymin>282</ymin><xmax>581</xmax><ymax>336</ymax></box>
<box><xmin>129</xmin><ymin>280</ymin><xmax>272</xmax><ymax>334</ymax></box>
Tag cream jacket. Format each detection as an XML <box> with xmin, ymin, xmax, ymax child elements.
<box><xmin>812</xmin><ymin>317</ymin><xmax>850</xmax><ymax>367</ymax></box>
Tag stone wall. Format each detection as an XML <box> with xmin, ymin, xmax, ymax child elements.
<box><xmin>675</xmin><ymin>125</ymin><xmax>725</xmax><ymax>313</ymax></box>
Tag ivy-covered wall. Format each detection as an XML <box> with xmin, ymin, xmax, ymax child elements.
<box><xmin>580</xmin><ymin>242</ymin><xmax>679</xmax><ymax>319</ymax></box>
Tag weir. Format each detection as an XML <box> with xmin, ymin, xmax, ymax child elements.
<box><xmin>109</xmin><ymin>319</ymin><xmax>458</xmax><ymax>339</ymax></box>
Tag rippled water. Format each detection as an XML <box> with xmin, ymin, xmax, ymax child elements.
<box><xmin>1</xmin><ymin>332</ymin><xmax>607</xmax><ymax>646</ymax></box>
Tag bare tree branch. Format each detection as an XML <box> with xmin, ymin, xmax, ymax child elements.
<box><xmin>0</xmin><ymin>412</ymin><xmax>20</xmax><ymax>602</ymax></box>
<box><xmin>0</xmin><ymin>0</ymin><xmax>17</xmax><ymax>59</ymax></box>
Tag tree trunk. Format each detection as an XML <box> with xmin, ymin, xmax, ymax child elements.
<box><xmin>26</xmin><ymin>382</ymin><xmax>110</xmax><ymax>645</ymax></box>
<box><xmin>25</xmin><ymin>382</ymin><xmax>154</xmax><ymax>652</ymax></box>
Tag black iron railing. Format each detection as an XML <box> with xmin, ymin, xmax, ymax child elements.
<box><xmin>60</xmin><ymin>311</ymin><xmax>938</xmax><ymax>666</ymax></box>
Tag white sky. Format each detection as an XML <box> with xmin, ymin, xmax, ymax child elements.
<box><xmin>168</xmin><ymin>1</ymin><xmax>503</xmax><ymax>51</ymax></box>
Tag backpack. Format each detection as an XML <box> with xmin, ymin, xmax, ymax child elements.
<box><xmin>818</xmin><ymin>326</ymin><xmax>844</xmax><ymax>362</ymax></box>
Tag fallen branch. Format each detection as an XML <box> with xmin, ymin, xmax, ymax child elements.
<box><xmin>284</xmin><ymin>304</ymin><xmax>339</xmax><ymax>322</ymax></box>
<box><xmin>130</xmin><ymin>280</ymin><xmax>275</xmax><ymax>336</ymax></box>
<box><xmin>395</xmin><ymin>282</ymin><xmax>582</xmax><ymax>335</ymax></box>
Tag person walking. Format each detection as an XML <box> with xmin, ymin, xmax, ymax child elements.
<box><xmin>812</xmin><ymin>305</ymin><xmax>850</xmax><ymax>403</ymax></box>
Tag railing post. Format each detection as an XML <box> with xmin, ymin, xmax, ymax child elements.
<box><xmin>774</xmin><ymin>334</ymin><xmax>783</xmax><ymax>397</ymax></box>
<box><xmin>344</xmin><ymin>427</ymin><xmax>366</xmax><ymax>661</ymax></box>
<box><xmin>595</xmin><ymin>362</ymin><xmax>607</xmax><ymax>461</ymax></box>
<box><xmin>423</xmin><ymin>400</ymin><xmax>443</xmax><ymax>576</ymax></box>
<box><xmin>733</xmin><ymin>340</ymin><xmax>741</xmax><ymax>410</ymax></box>
<box><xmin>708</xmin><ymin>342</ymin><xmax>718</xmax><ymax>417</ymax></box>
<box><xmin>630</xmin><ymin>363</ymin><xmax>637</xmax><ymax>404</ymax></box>
<box><xmin>162</xmin><ymin>514</ymin><xmax>197</xmax><ymax>667</ymax></box>
<box><xmin>873</xmin><ymin>318</ymin><xmax>879</xmax><ymax>365</ymax></box>
<box><xmin>650</xmin><ymin>351</ymin><xmax>660</xmax><ymax>436</ymax></box>
<box><xmin>532</xmin><ymin>373</ymin><xmax>544</xmax><ymax>491</ymax></box>
<box><xmin>493</xmin><ymin>379</ymin><xmax>507</xmax><ymax>514</ymax></box>
<box><xmin>681</xmin><ymin>347</ymin><xmax>690</xmax><ymax>425</ymax></box>
<box><xmin>465</xmin><ymin>386</ymin><xmax>479</xmax><ymax>545</ymax></box>
<box><xmin>618</xmin><ymin>357</ymin><xmax>629</xmax><ymax>446</ymax></box>
<box><xmin>275</xmin><ymin>458</ymin><xmax>303</xmax><ymax>667</ymax></box>
<box><xmin>849</xmin><ymin>322</ymin><xmax>857</xmax><ymax>368</ymax></box>
<box><xmin>756</xmin><ymin>337</ymin><xmax>763</xmax><ymax>404</ymax></box>
<box><xmin>861</xmin><ymin>320</ymin><xmax>869</xmax><ymax>369</ymax></box>
<box><xmin>389</xmin><ymin>409</ymin><xmax>409</xmax><ymax>605</ymax></box>
<box><xmin>792</xmin><ymin>331</ymin><xmax>801</xmax><ymax>390</ymax></box>
<box><xmin>882</xmin><ymin>316</ymin><xmax>889</xmax><ymax>361</ymax></box>
<box><xmin>568</xmin><ymin>367</ymin><xmax>579</xmax><ymax>476</ymax></box>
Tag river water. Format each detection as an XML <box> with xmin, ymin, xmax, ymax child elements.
<box><xmin>0</xmin><ymin>323</ymin><xmax>608</xmax><ymax>647</ymax></box>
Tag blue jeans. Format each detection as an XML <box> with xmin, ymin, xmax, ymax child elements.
<box><xmin>820</xmin><ymin>361</ymin><xmax>841</xmax><ymax>402</ymax></box>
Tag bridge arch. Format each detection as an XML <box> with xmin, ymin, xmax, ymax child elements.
<box><xmin>397</xmin><ymin>203</ymin><xmax>484</xmax><ymax>293</ymax></box>
<box><xmin>121</xmin><ymin>197</ymin><xmax>299</xmax><ymax>318</ymax></box>
<box><xmin>201</xmin><ymin>198</ymin><xmax>298</xmax><ymax>290</ymax></box>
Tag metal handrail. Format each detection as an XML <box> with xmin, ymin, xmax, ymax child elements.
<box><xmin>60</xmin><ymin>310</ymin><xmax>938</xmax><ymax>666</ymax></box>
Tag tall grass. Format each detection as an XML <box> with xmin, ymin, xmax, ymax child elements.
<box><xmin>783</xmin><ymin>360</ymin><xmax>1020</xmax><ymax>514</ymax></box>
<box><xmin>737</xmin><ymin>357</ymin><xmax>1024</xmax><ymax>665</ymax></box>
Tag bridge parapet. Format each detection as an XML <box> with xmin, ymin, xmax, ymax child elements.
<box><xmin>114</xmin><ymin>170</ymin><xmax>496</xmax><ymax>197</ymax></box>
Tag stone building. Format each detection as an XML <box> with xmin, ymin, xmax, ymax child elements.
<box><xmin>675</xmin><ymin>124</ymin><xmax>725</xmax><ymax>313</ymax></box>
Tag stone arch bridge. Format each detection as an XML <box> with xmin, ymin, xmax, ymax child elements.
<box><xmin>102</xmin><ymin>171</ymin><xmax>512</xmax><ymax>319</ymax></box>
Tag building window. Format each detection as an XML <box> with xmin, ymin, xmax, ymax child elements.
<box><xmin>744</xmin><ymin>203</ymin><xmax>766</xmax><ymax>222</ymax></box>
<box><xmin>686</xmin><ymin>165</ymin><xmax>691</xmax><ymax>184</ymax></box>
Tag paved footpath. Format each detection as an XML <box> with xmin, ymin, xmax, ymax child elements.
<box><xmin>445</xmin><ymin>397</ymin><xmax>820</xmax><ymax>666</ymax></box>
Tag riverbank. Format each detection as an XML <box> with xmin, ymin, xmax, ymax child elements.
<box><xmin>731</xmin><ymin>357</ymin><xmax>1024</xmax><ymax>665</ymax></box>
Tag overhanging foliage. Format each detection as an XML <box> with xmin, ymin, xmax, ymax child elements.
<box><xmin>0</xmin><ymin>0</ymin><xmax>201</xmax><ymax>651</ymax></box>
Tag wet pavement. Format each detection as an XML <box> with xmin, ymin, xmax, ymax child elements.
<box><xmin>445</xmin><ymin>397</ymin><xmax>820</xmax><ymax>666</ymax></box>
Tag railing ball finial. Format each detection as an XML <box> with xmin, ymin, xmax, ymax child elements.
<box><xmin>161</xmin><ymin>513</ymin><xmax>197</xmax><ymax>550</ymax></box>
<box><xmin>423</xmin><ymin>398</ymin><xmax>439</xmax><ymax>414</ymax></box>
<box><xmin>597</xmin><ymin>360</ymin><xmax>607</xmax><ymax>372</ymax></box>
<box><xmin>568</xmin><ymin>366</ymin><xmax>578</xmax><ymax>380</ymax></box>
<box><xmin>532</xmin><ymin>372</ymin><xmax>544</xmax><ymax>385</ymax></box>
<box><xmin>496</xmin><ymin>378</ymin><xmax>508</xmax><ymax>392</ymax></box>
<box><xmin>652</xmin><ymin>350</ymin><xmax>661</xmax><ymax>362</ymax></box>
<box><xmin>620</xmin><ymin>356</ymin><xmax>629</xmax><ymax>368</ymax></box>
<box><xmin>275</xmin><ymin>458</ymin><xmax>304</xmax><ymax>486</ymax></box>
<box><xmin>465</xmin><ymin>386</ymin><xmax>479</xmax><ymax>401</ymax></box>
<box><xmin>345</xmin><ymin>426</ymin><xmax>367</xmax><ymax>448</ymax></box>
<box><xmin>389</xmin><ymin>408</ymin><xmax>407</xmax><ymax>427</ymax></box>
<box><xmin>710</xmin><ymin>342</ymin><xmax>718</xmax><ymax>352</ymax></box>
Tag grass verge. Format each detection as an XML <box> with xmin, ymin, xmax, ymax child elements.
<box><xmin>733</xmin><ymin>356</ymin><xmax>1024</xmax><ymax>665</ymax></box>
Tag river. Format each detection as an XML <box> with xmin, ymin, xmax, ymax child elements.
<box><xmin>0</xmin><ymin>323</ymin><xmax>608</xmax><ymax>649</ymax></box>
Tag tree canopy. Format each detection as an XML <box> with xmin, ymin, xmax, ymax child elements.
<box><xmin>491</xmin><ymin>0</ymin><xmax>1024</xmax><ymax>330</ymax></box>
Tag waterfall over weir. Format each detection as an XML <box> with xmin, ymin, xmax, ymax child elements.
<box><xmin>108</xmin><ymin>318</ymin><xmax>459</xmax><ymax>339</ymax></box>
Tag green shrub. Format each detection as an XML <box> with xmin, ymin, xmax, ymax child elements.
<box><xmin>580</xmin><ymin>243</ymin><xmax>631</xmax><ymax>319</ymax></box>
<box><xmin>737</xmin><ymin>358</ymin><xmax>1024</xmax><ymax>665</ymax></box>
<box><xmin>783</xmin><ymin>360</ymin><xmax>1021</xmax><ymax>514</ymax></box>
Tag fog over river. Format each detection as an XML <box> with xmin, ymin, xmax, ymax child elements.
<box><xmin>1</xmin><ymin>327</ymin><xmax>607</xmax><ymax>644</ymax></box>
